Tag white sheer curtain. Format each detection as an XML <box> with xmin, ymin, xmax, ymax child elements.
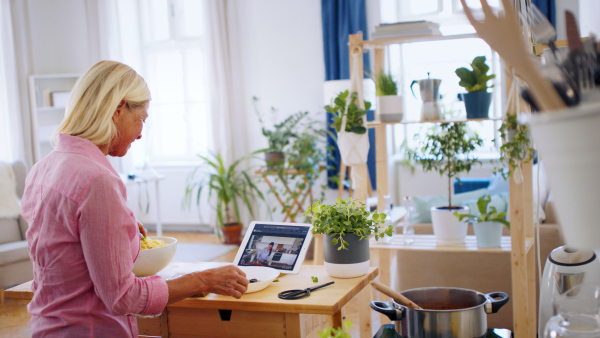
<box><xmin>0</xmin><ymin>0</ymin><xmax>25</xmax><ymax>162</ymax></box>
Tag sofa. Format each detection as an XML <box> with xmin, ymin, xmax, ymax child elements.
<box><xmin>391</xmin><ymin>198</ymin><xmax>564</xmax><ymax>331</ymax></box>
<box><xmin>0</xmin><ymin>161</ymin><xmax>32</xmax><ymax>303</ymax></box>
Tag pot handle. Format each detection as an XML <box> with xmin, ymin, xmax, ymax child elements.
<box><xmin>370</xmin><ymin>301</ymin><xmax>404</xmax><ymax>321</ymax></box>
<box><xmin>484</xmin><ymin>291</ymin><xmax>510</xmax><ymax>314</ymax></box>
<box><xmin>410</xmin><ymin>80</ymin><xmax>419</xmax><ymax>99</ymax></box>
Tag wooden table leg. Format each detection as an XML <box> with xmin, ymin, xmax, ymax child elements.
<box><xmin>332</xmin><ymin>308</ymin><xmax>343</xmax><ymax>331</ymax></box>
<box><xmin>284</xmin><ymin>313</ymin><xmax>302</xmax><ymax>338</ymax></box>
<box><xmin>358</xmin><ymin>284</ymin><xmax>372</xmax><ymax>338</ymax></box>
<box><xmin>313</xmin><ymin>234</ymin><xmax>323</xmax><ymax>265</ymax></box>
<box><xmin>378</xmin><ymin>250</ymin><xmax>391</xmax><ymax>326</ymax></box>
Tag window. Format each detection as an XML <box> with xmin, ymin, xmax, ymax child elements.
<box><xmin>379</xmin><ymin>0</ymin><xmax>503</xmax><ymax>158</ymax></box>
<box><xmin>132</xmin><ymin>0</ymin><xmax>212</xmax><ymax>164</ymax></box>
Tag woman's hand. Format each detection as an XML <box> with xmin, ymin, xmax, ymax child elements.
<box><xmin>195</xmin><ymin>265</ymin><xmax>248</xmax><ymax>299</ymax></box>
<box><xmin>138</xmin><ymin>222</ymin><xmax>147</xmax><ymax>238</ymax></box>
<box><xmin>166</xmin><ymin>265</ymin><xmax>249</xmax><ymax>304</ymax></box>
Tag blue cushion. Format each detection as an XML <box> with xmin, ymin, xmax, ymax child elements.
<box><xmin>411</xmin><ymin>188</ymin><xmax>488</xmax><ymax>223</ymax></box>
<box><xmin>454</xmin><ymin>178</ymin><xmax>491</xmax><ymax>194</ymax></box>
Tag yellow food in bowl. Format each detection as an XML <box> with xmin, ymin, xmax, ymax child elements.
<box><xmin>141</xmin><ymin>237</ymin><xmax>167</xmax><ymax>250</ymax></box>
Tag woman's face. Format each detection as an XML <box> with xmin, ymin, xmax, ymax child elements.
<box><xmin>109</xmin><ymin>100</ymin><xmax>148</xmax><ymax>157</ymax></box>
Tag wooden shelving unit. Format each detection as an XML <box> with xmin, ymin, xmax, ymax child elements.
<box><xmin>28</xmin><ymin>73</ymin><xmax>80</xmax><ymax>162</ymax></box>
<box><xmin>349</xmin><ymin>32</ymin><xmax>537</xmax><ymax>337</ymax></box>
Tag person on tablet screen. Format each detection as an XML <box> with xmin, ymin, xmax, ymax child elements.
<box><xmin>257</xmin><ymin>242</ymin><xmax>274</xmax><ymax>265</ymax></box>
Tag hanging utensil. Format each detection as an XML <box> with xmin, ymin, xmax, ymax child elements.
<box><xmin>371</xmin><ymin>281</ymin><xmax>422</xmax><ymax>309</ymax></box>
<box><xmin>459</xmin><ymin>0</ymin><xmax>566</xmax><ymax>112</ymax></box>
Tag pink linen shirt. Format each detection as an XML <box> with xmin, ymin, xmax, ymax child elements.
<box><xmin>21</xmin><ymin>134</ymin><xmax>168</xmax><ymax>337</ymax></box>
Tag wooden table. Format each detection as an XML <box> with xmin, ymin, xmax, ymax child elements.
<box><xmin>5</xmin><ymin>262</ymin><xmax>378</xmax><ymax>338</ymax></box>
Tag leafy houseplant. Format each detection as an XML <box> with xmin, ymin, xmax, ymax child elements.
<box><xmin>184</xmin><ymin>151</ymin><xmax>265</xmax><ymax>244</ymax></box>
<box><xmin>318</xmin><ymin>321</ymin><xmax>352</xmax><ymax>338</ymax></box>
<box><xmin>495</xmin><ymin>112</ymin><xmax>534</xmax><ymax>180</ymax></box>
<box><xmin>456</xmin><ymin>56</ymin><xmax>496</xmax><ymax>119</ymax></box>
<box><xmin>325</xmin><ymin>90</ymin><xmax>369</xmax><ymax>135</ymax></box>
<box><xmin>373</xmin><ymin>71</ymin><xmax>403</xmax><ymax>123</ymax></box>
<box><xmin>254</xmin><ymin>96</ymin><xmax>308</xmax><ymax>169</ymax></box>
<box><xmin>304</xmin><ymin>197</ymin><xmax>391</xmax><ymax>278</ymax></box>
<box><xmin>325</xmin><ymin>90</ymin><xmax>370</xmax><ymax>166</ymax></box>
<box><xmin>406</xmin><ymin>122</ymin><xmax>483</xmax><ymax>244</ymax></box>
<box><xmin>455</xmin><ymin>194</ymin><xmax>510</xmax><ymax>248</ymax></box>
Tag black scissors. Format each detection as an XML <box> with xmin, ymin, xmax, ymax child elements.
<box><xmin>278</xmin><ymin>281</ymin><xmax>335</xmax><ymax>300</ymax></box>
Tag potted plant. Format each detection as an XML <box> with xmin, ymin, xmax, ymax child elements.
<box><xmin>455</xmin><ymin>56</ymin><xmax>495</xmax><ymax>119</ymax></box>
<box><xmin>304</xmin><ymin>197</ymin><xmax>392</xmax><ymax>278</ymax></box>
<box><xmin>406</xmin><ymin>122</ymin><xmax>483</xmax><ymax>244</ymax></box>
<box><xmin>325</xmin><ymin>90</ymin><xmax>370</xmax><ymax>166</ymax></box>
<box><xmin>495</xmin><ymin>112</ymin><xmax>534</xmax><ymax>181</ymax></box>
<box><xmin>254</xmin><ymin>97</ymin><xmax>307</xmax><ymax>170</ymax></box>
<box><xmin>184</xmin><ymin>151</ymin><xmax>265</xmax><ymax>245</ymax></box>
<box><xmin>373</xmin><ymin>71</ymin><xmax>403</xmax><ymax>122</ymax></box>
<box><xmin>455</xmin><ymin>194</ymin><xmax>510</xmax><ymax>248</ymax></box>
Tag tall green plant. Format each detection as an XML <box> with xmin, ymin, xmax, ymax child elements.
<box><xmin>373</xmin><ymin>71</ymin><xmax>398</xmax><ymax>96</ymax></box>
<box><xmin>406</xmin><ymin>123</ymin><xmax>483</xmax><ymax>209</ymax></box>
<box><xmin>455</xmin><ymin>56</ymin><xmax>496</xmax><ymax>93</ymax></box>
<box><xmin>184</xmin><ymin>151</ymin><xmax>266</xmax><ymax>239</ymax></box>
<box><xmin>325</xmin><ymin>90</ymin><xmax>369</xmax><ymax>134</ymax></box>
<box><xmin>495</xmin><ymin>112</ymin><xmax>534</xmax><ymax>179</ymax></box>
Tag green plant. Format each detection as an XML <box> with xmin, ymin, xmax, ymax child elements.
<box><xmin>253</xmin><ymin>96</ymin><xmax>307</xmax><ymax>153</ymax></box>
<box><xmin>304</xmin><ymin>197</ymin><xmax>392</xmax><ymax>250</ymax></box>
<box><xmin>325</xmin><ymin>90</ymin><xmax>370</xmax><ymax>135</ymax></box>
<box><xmin>454</xmin><ymin>194</ymin><xmax>510</xmax><ymax>229</ymax></box>
<box><xmin>406</xmin><ymin>123</ymin><xmax>483</xmax><ymax>209</ymax></box>
<box><xmin>495</xmin><ymin>112</ymin><xmax>534</xmax><ymax>179</ymax></box>
<box><xmin>318</xmin><ymin>320</ymin><xmax>352</xmax><ymax>338</ymax></box>
<box><xmin>455</xmin><ymin>56</ymin><xmax>496</xmax><ymax>93</ymax></box>
<box><xmin>184</xmin><ymin>151</ymin><xmax>266</xmax><ymax>239</ymax></box>
<box><xmin>373</xmin><ymin>71</ymin><xmax>398</xmax><ymax>96</ymax></box>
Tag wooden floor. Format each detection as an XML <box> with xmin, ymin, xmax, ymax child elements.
<box><xmin>0</xmin><ymin>231</ymin><xmax>381</xmax><ymax>337</ymax></box>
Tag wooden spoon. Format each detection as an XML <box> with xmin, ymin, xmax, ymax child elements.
<box><xmin>371</xmin><ymin>281</ymin><xmax>422</xmax><ymax>309</ymax></box>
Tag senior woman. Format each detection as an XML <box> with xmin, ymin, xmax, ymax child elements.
<box><xmin>21</xmin><ymin>60</ymin><xmax>248</xmax><ymax>337</ymax></box>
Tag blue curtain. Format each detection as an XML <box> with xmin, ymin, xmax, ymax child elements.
<box><xmin>531</xmin><ymin>0</ymin><xmax>556</xmax><ymax>27</ymax></box>
<box><xmin>321</xmin><ymin>0</ymin><xmax>372</xmax><ymax>189</ymax></box>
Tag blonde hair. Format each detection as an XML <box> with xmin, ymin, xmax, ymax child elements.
<box><xmin>54</xmin><ymin>61</ymin><xmax>150</xmax><ymax>148</ymax></box>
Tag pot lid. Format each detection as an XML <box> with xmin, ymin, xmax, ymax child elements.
<box><xmin>549</xmin><ymin>246</ymin><xmax>597</xmax><ymax>266</ymax></box>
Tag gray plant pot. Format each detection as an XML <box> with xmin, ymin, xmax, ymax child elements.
<box><xmin>323</xmin><ymin>233</ymin><xmax>370</xmax><ymax>278</ymax></box>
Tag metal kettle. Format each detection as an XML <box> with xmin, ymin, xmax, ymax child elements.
<box><xmin>538</xmin><ymin>246</ymin><xmax>600</xmax><ymax>334</ymax></box>
<box><xmin>410</xmin><ymin>73</ymin><xmax>442</xmax><ymax>121</ymax></box>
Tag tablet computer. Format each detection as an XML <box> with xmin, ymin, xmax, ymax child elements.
<box><xmin>233</xmin><ymin>221</ymin><xmax>313</xmax><ymax>274</ymax></box>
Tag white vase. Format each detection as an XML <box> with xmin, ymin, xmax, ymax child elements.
<box><xmin>473</xmin><ymin>221</ymin><xmax>503</xmax><ymax>248</ymax></box>
<box><xmin>377</xmin><ymin>95</ymin><xmax>403</xmax><ymax>122</ymax></box>
<box><xmin>430</xmin><ymin>206</ymin><xmax>469</xmax><ymax>245</ymax></box>
<box><xmin>337</xmin><ymin>132</ymin><xmax>369</xmax><ymax>166</ymax></box>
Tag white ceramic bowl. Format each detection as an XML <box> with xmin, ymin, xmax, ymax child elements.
<box><xmin>239</xmin><ymin>266</ymin><xmax>280</xmax><ymax>293</ymax></box>
<box><xmin>133</xmin><ymin>236</ymin><xmax>177</xmax><ymax>277</ymax></box>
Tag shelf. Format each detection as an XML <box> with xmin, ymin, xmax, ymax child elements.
<box><xmin>367</xmin><ymin>116</ymin><xmax>502</xmax><ymax>127</ymax></box>
<box><xmin>363</xmin><ymin>33</ymin><xmax>479</xmax><ymax>48</ymax></box>
<box><xmin>370</xmin><ymin>234</ymin><xmax>535</xmax><ymax>253</ymax></box>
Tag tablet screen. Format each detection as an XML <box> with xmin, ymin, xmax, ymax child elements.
<box><xmin>236</xmin><ymin>223</ymin><xmax>311</xmax><ymax>272</ymax></box>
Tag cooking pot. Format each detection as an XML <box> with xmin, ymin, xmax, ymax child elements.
<box><xmin>370</xmin><ymin>287</ymin><xmax>509</xmax><ymax>338</ymax></box>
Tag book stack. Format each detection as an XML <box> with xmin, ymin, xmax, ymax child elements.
<box><xmin>372</xmin><ymin>20</ymin><xmax>441</xmax><ymax>39</ymax></box>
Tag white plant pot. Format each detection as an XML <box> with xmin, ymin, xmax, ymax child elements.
<box><xmin>528</xmin><ymin>102</ymin><xmax>600</xmax><ymax>249</ymax></box>
<box><xmin>473</xmin><ymin>221</ymin><xmax>503</xmax><ymax>248</ymax></box>
<box><xmin>337</xmin><ymin>132</ymin><xmax>369</xmax><ymax>166</ymax></box>
<box><xmin>377</xmin><ymin>95</ymin><xmax>403</xmax><ymax>122</ymax></box>
<box><xmin>431</xmin><ymin>206</ymin><xmax>469</xmax><ymax>245</ymax></box>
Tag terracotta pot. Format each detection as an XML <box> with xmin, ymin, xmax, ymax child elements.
<box><xmin>222</xmin><ymin>223</ymin><xmax>243</xmax><ymax>245</ymax></box>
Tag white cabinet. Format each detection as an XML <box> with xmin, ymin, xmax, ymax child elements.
<box><xmin>28</xmin><ymin>74</ymin><xmax>79</xmax><ymax>162</ymax></box>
